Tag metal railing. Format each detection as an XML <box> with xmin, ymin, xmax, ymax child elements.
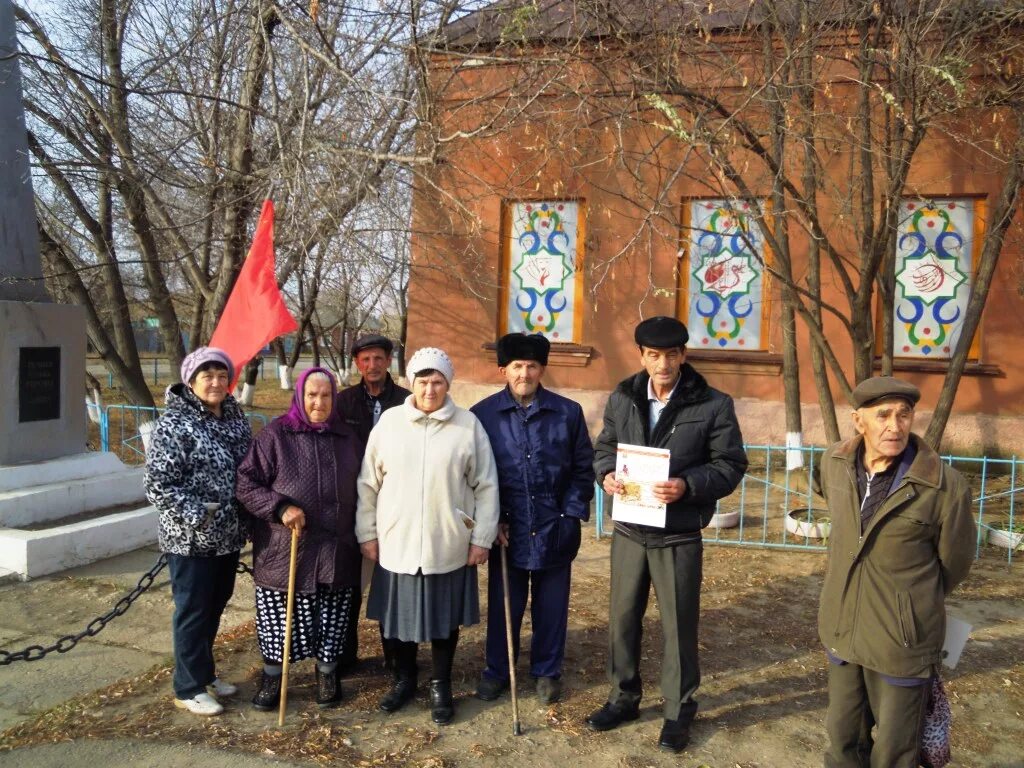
<box><xmin>593</xmin><ymin>444</ymin><xmax>1023</xmax><ymax>562</ymax></box>
<box><xmin>99</xmin><ymin>404</ymin><xmax>268</xmax><ymax>465</ymax></box>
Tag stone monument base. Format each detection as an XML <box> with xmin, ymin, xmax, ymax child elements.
<box><xmin>0</xmin><ymin>300</ymin><xmax>87</xmax><ymax>465</ymax></box>
<box><xmin>0</xmin><ymin>452</ymin><xmax>156</xmax><ymax>581</ymax></box>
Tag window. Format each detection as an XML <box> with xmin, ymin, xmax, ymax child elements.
<box><xmin>499</xmin><ymin>200</ymin><xmax>585</xmax><ymax>342</ymax></box>
<box><xmin>679</xmin><ymin>199</ymin><xmax>769</xmax><ymax>350</ymax></box>
<box><xmin>894</xmin><ymin>198</ymin><xmax>982</xmax><ymax>359</ymax></box>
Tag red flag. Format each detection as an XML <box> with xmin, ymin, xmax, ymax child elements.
<box><xmin>210</xmin><ymin>199</ymin><xmax>298</xmax><ymax>389</ymax></box>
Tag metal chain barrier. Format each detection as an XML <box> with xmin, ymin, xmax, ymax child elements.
<box><xmin>0</xmin><ymin>555</ymin><xmax>254</xmax><ymax>665</ymax></box>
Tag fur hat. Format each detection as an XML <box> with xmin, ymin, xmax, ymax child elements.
<box><xmin>406</xmin><ymin>347</ymin><xmax>454</xmax><ymax>384</ymax></box>
<box><xmin>496</xmin><ymin>333</ymin><xmax>550</xmax><ymax>367</ymax></box>
<box><xmin>180</xmin><ymin>347</ymin><xmax>234</xmax><ymax>385</ymax></box>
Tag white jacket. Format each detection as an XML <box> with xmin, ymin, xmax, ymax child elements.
<box><xmin>356</xmin><ymin>395</ymin><xmax>499</xmax><ymax>575</ymax></box>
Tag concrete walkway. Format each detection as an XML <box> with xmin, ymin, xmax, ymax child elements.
<box><xmin>0</xmin><ymin>544</ymin><xmax>254</xmax><ymax>733</ymax></box>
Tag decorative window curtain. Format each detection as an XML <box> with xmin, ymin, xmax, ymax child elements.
<box><xmin>684</xmin><ymin>199</ymin><xmax>767</xmax><ymax>350</ymax></box>
<box><xmin>504</xmin><ymin>201</ymin><xmax>583</xmax><ymax>342</ymax></box>
<box><xmin>894</xmin><ymin>199</ymin><xmax>976</xmax><ymax>358</ymax></box>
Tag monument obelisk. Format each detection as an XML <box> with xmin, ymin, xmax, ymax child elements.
<box><xmin>0</xmin><ymin>0</ymin><xmax>87</xmax><ymax>464</ymax></box>
<box><xmin>0</xmin><ymin>0</ymin><xmax>158</xmax><ymax>580</ymax></box>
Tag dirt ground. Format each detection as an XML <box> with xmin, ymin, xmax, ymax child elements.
<box><xmin>1</xmin><ymin>536</ymin><xmax>1021</xmax><ymax>768</ymax></box>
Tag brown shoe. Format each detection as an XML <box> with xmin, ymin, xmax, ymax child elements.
<box><xmin>536</xmin><ymin>677</ymin><xmax>562</xmax><ymax>704</ymax></box>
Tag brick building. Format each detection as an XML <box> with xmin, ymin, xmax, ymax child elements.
<box><xmin>405</xmin><ymin>0</ymin><xmax>1024</xmax><ymax>454</ymax></box>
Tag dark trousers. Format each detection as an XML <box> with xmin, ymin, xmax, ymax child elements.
<box><xmin>607</xmin><ymin>532</ymin><xmax>702</xmax><ymax>722</ymax></box>
<box><xmin>824</xmin><ymin>662</ymin><xmax>930</xmax><ymax>768</ymax></box>
<box><xmin>338</xmin><ymin>589</ymin><xmax>361</xmax><ymax>671</ymax></box>
<box><xmin>388</xmin><ymin>629</ymin><xmax>459</xmax><ymax>681</ymax></box>
<box><xmin>167</xmin><ymin>551</ymin><xmax>239</xmax><ymax>699</ymax></box>
<box><xmin>483</xmin><ymin>557</ymin><xmax>571</xmax><ymax>682</ymax></box>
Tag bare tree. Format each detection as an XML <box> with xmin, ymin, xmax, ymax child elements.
<box><xmin>19</xmin><ymin>0</ymin><xmax>468</xmax><ymax>405</ymax></box>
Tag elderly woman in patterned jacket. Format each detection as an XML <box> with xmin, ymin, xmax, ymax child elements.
<box><xmin>145</xmin><ymin>347</ymin><xmax>252</xmax><ymax>717</ymax></box>
<box><xmin>236</xmin><ymin>367</ymin><xmax>362</xmax><ymax>713</ymax></box>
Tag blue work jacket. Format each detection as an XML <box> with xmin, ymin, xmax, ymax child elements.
<box><xmin>471</xmin><ymin>385</ymin><xmax>595</xmax><ymax>570</ymax></box>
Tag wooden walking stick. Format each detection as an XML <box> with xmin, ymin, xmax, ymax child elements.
<box><xmin>278</xmin><ymin>527</ymin><xmax>300</xmax><ymax>727</ymax></box>
<box><xmin>500</xmin><ymin>543</ymin><xmax>522</xmax><ymax>735</ymax></box>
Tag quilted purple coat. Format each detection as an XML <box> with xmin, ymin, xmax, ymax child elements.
<box><xmin>236</xmin><ymin>378</ymin><xmax>362</xmax><ymax>593</ymax></box>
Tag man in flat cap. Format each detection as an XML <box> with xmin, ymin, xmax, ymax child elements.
<box><xmin>816</xmin><ymin>376</ymin><xmax>976</xmax><ymax>768</ymax></box>
<box><xmin>471</xmin><ymin>333</ymin><xmax>595</xmax><ymax>705</ymax></box>
<box><xmin>335</xmin><ymin>333</ymin><xmax>411</xmax><ymax>672</ymax></box>
<box><xmin>588</xmin><ymin>316</ymin><xmax>747</xmax><ymax>751</ymax></box>
<box><xmin>336</xmin><ymin>334</ymin><xmax>411</xmax><ymax>447</ymax></box>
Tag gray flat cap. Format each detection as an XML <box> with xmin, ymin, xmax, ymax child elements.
<box><xmin>850</xmin><ymin>376</ymin><xmax>921</xmax><ymax>409</ymax></box>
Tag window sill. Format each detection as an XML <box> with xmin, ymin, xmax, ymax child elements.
<box><xmin>873</xmin><ymin>358</ymin><xmax>1004</xmax><ymax>377</ymax></box>
<box><xmin>482</xmin><ymin>342</ymin><xmax>594</xmax><ymax>367</ymax></box>
<box><xmin>686</xmin><ymin>350</ymin><xmax>783</xmax><ymax>376</ymax></box>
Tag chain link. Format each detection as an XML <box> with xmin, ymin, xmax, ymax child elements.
<box><xmin>0</xmin><ymin>554</ymin><xmax>254</xmax><ymax>665</ymax></box>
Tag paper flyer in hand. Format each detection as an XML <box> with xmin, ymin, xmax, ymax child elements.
<box><xmin>941</xmin><ymin>616</ymin><xmax>972</xmax><ymax>669</ymax></box>
<box><xmin>611</xmin><ymin>443</ymin><xmax>671</xmax><ymax>528</ymax></box>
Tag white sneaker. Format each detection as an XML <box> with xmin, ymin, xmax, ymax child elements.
<box><xmin>174</xmin><ymin>692</ymin><xmax>224</xmax><ymax>716</ymax></box>
<box><xmin>208</xmin><ymin>677</ymin><xmax>238</xmax><ymax>697</ymax></box>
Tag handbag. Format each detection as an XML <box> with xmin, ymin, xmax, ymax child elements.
<box><xmin>920</xmin><ymin>675</ymin><xmax>952</xmax><ymax>768</ymax></box>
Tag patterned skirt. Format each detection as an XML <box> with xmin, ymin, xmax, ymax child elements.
<box><xmin>255</xmin><ymin>585</ymin><xmax>356</xmax><ymax>664</ymax></box>
<box><xmin>366</xmin><ymin>564</ymin><xmax>479</xmax><ymax>644</ymax></box>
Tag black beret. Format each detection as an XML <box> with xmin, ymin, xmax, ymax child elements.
<box><xmin>496</xmin><ymin>333</ymin><xmax>550</xmax><ymax>367</ymax></box>
<box><xmin>351</xmin><ymin>334</ymin><xmax>394</xmax><ymax>357</ymax></box>
<box><xmin>850</xmin><ymin>376</ymin><xmax>921</xmax><ymax>409</ymax></box>
<box><xmin>634</xmin><ymin>316</ymin><xmax>689</xmax><ymax>348</ymax></box>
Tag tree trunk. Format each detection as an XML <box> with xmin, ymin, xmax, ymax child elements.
<box><xmin>38</xmin><ymin>223</ymin><xmax>155</xmax><ymax>408</ymax></box>
<box><xmin>924</xmin><ymin>140</ymin><xmax>1024</xmax><ymax>447</ymax></box>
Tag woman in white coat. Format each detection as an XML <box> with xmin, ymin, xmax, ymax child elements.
<box><xmin>357</xmin><ymin>347</ymin><xmax>499</xmax><ymax>725</ymax></box>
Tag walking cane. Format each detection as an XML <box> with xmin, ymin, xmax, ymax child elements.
<box><xmin>278</xmin><ymin>527</ymin><xmax>300</xmax><ymax>727</ymax></box>
<box><xmin>500</xmin><ymin>543</ymin><xmax>522</xmax><ymax>736</ymax></box>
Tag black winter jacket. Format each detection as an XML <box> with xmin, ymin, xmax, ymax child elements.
<box><xmin>593</xmin><ymin>364</ymin><xmax>748</xmax><ymax>536</ymax></box>
<box><xmin>334</xmin><ymin>373</ymin><xmax>411</xmax><ymax>448</ymax></box>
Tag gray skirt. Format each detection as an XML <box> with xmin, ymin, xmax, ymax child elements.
<box><xmin>366</xmin><ymin>564</ymin><xmax>480</xmax><ymax>643</ymax></box>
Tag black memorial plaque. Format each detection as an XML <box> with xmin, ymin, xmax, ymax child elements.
<box><xmin>19</xmin><ymin>346</ymin><xmax>61</xmax><ymax>423</ymax></box>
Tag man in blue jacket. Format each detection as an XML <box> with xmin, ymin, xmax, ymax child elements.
<box><xmin>472</xmin><ymin>333</ymin><xmax>595</xmax><ymax>705</ymax></box>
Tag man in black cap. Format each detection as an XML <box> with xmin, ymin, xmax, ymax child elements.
<box><xmin>471</xmin><ymin>333</ymin><xmax>594</xmax><ymax>705</ymax></box>
<box><xmin>816</xmin><ymin>376</ymin><xmax>975</xmax><ymax>768</ymax></box>
<box><xmin>587</xmin><ymin>316</ymin><xmax>747</xmax><ymax>751</ymax></box>
<box><xmin>336</xmin><ymin>334</ymin><xmax>411</xmax><ymax>447</ymax></box>
<box><xmin>335</xmin><ymin>333</ymin><xmax>411</xmax><ymax>672</ymax></box>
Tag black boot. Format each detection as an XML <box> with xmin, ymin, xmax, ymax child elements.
<box><xmin>316</xmin><ymin>667</ymin><xmax>343</xmax><ymax>709</ymax></box>
<box><xmin>428</xmin><ymin>679</ymin><xmax>454</xmax><ymax>725</ymax></box>
<box><xmin>252</xmin><ymin>672</ymin><xmax>282</xmax><ymax>711</ymax></box>
<box><xmin>379</xmin><ymin>673</ymin><xmax>417</xmax><ymax>713</ymax></box>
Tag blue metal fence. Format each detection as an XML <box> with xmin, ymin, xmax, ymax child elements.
<box><xmin>592</xmin><ymin>444</ymin><xmax>1023</xmax><ymax>562</ymax></box>
<box><xmin>93</xmin><ymin>415</ymin><xmax>1021</xmax><ymax>563</ymax></box>
<box><xmin>99</xmin><ymin>404</ymin><xmax>268</xmax><ymax>464</ymax></box>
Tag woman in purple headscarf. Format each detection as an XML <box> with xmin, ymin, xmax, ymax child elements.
<box><xmin>236</xmin><ymin>367</ymin><xmax>362</xmax><ymax>712</ymax></box>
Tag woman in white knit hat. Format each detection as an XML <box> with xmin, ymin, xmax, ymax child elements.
<box><xmin>356</xmin><ymin>347</ymin><xmax>499</xmax><ymax>725</ymax></box>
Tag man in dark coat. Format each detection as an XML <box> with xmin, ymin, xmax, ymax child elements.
<box><xmin>816</xmin><ymin>376</ymin><xmax>975</xmax><ymax>768</ymax></box>
<box><xmin>335</xmin><ymin>334</ymin><xmax>411</xmax><ymax>447</ymax></box>
<box><xmin>471</xmin><ymin>333</ymin><xmax>594</xmax><ymax>705</ymax></box>
<box><xmin>334</xmin><ymin>333</ymin><xmax>411</xmax><ymax>671</ymax></box>
<box><xmin>586</xmin><ymin>316</ymin><xmax>747</xmax><ymax>752</ymax></box>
